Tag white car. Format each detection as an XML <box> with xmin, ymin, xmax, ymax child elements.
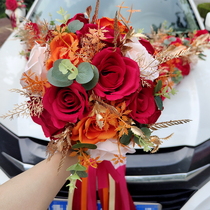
<box><xmin>0</xmin><ymin>0</ymin><xmax>210</xmax><ymax>209</ymax></box>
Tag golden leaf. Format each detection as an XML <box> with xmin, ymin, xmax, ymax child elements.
<box><xmin>69</xmin><ymin>151</ymin><xmax>78</xmax><ymax>157</ymax></box>
<box><xmin>130</xmin><ymin>126</ymin><xmax>145</xmax><ymax>138</ymax></box>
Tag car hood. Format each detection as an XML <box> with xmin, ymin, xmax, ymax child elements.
<box><xmin>0</xmin><ymin>33</ymin><xmax>210</xmax><ymax>146</ymax></box>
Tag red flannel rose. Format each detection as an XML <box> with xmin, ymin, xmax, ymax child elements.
<box><xmin>139</xmin><ymin>38</ymin><xmax>155</xmax><ymax>55</ymax></box>
<box><xmin>92</xmin><ymin>47</ymin><xmax>140</xmax><ymax>101</ymax></box>
<box><xmin>32</xmin><ymin>109</ymin><xmax>61</xmax><ymax>137</ymax></box>
<box><xmin>174</xmin><ymin>58</ymin><xmax>190</xmax><ymax>76</ymax></box>
<box><xmin>34</xmin><ymin>82</ymin><xmax>90</xmax><ymax>137</ymax></box>
<box><xmin>6</xmin><ymin>0</ymin><xmax>18</xmax><ymax>11</ymax></box>
<box><xmin>128</xmin><ymin>80</ymin><xmax>161</xmax><ymax>124</ymax></box>
<box><xmin>191</xmin><ymin>29</ymin><xmax>210</xmax><ymax>43</ymax></box>
<box><xmin>76</xmin><ymin>23</ymin><xmax>98</xmax><ymax>41</ymax></box>
<box><xmin>61</xmin><ymin>13</ymin><xmax>89</xmax><ymax>27</ymax></box>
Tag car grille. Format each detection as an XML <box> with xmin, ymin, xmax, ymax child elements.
<box><xmin>130</xmin><ymin>188</ymin><xmax>196</xmax><ymax>210</ymax></box>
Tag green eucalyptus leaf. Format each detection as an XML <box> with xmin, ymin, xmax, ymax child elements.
<box><xmin>172</xmin><ymin>70</ymin><xmax>183</xmax><ymax>84</ymax></box>
<box><xmin>70</xmin><ymin>170</ymin><xmax>88</xmax><ymax>178</ymax></box>
<box><xmin>58</xmin><ymin>59</ymin><xmax>78</xmax><ymax>80</ymax></box>
<box><xmin>67</xmin><ymin>163</ymin><xmax>87</xmax><ymax>171</ymax></box>
<box><xmin>47</xmin><ymin>67</ymin><xmax>73</xmax><ymax>87</ymax></box>
<box><xmin>71</xmin><ymin>143</ymin><xmax>97</xmax><ymax>149</ymax></box>
<box><xmin>164</xmin><ymin>39</ymin><xmax>171</xmax><ymax>46</ymax></box>
<box><xmin>76</xmin><ymin>62</ymin><xmax>94</xmax><ymax>84</ymax></box>
<box><xmin>68</xmin><ymin>20</ymin><xmax>84</xmax><ymax>33</ymax></box>
<box><xmin>169</xmin><ymin>37</ymin><xmax>176</xmax><ymax>42</ymax></box>
<box><xmin>141</xmin><ymin>127</ymin><xmax>151</xmax><ymax>138</ymax></box>
<box><xmin>82</xmin><ymin>65</ymin><xmax>99</xmax><ymax>90</ymax></box>
<box><xmin>154</xmin><ymin>80</ymin><xmax>162</xmax><ymax>94</ymax></box>
<box><xmin>155</xmin><ymin>96</ymin><xmax>163</xmax><ymax>111</ymax></box>
<box><xmin>120</xmin><ymin>129</ymin><xmax>132</xmax><ymax>145</ymax></box>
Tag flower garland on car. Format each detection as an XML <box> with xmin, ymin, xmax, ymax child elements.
<box><xmin>1</xmin><ymin>1</ymin><xmax>210</xmax><ymax>209</ymax></box>
<box><xmin>5</xmin><ymin>0</ymin><xmax>26</xmax><ymax>28</ymax></box>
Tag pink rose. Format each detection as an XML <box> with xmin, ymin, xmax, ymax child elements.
<box><xmin>6</xmin><ymin>0</ymin><xmax>18</xmax><ymax>11</ymax></box>
<box><xmin>92</xmin><ymin>47</ymin><xmax>140</xmax><ymax>100</ymax></box>
<box><xmin>128</xmin><ymin>80</ymin><xmax>161</xmax><ymax>124</ymax></box>
<box><xmin>42</xmin><ymin>82</ymin><xmax>90</xmax><ymax>131</ymax></box>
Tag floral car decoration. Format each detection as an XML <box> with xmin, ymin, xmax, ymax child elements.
<box><xmin>5</xmin><ymin>0</ymin><xmax>26</xmax><ymax>28</ymax></box>
<box><xmin>2</xmin><ymin>1</ymin><xmax>210</xmax><ymax>209</ymax></box>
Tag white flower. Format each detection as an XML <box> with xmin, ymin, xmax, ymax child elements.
<box><xmin>125</xmin><ymin>37</ymin><xmax>159</xmax><ymax>81</ymax></box>
<box><xmin>88</xmin><ymin>138</ymin><xmax>135</xmax><ymax>169</ymax></box>
<box><xmin>20</xmin><ymin>44</ymin><xmax>48</xmax><ymax>87</ymax></box>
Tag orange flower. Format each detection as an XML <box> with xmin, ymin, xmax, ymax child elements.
<box><xmin>98</xmin><ymin>17</ymin><xmax>129</xmax><ymax>34</ymax></box>
<box><xmin>46</xmin><ymin>33</ymin><xmax>82</xmax><ymax>70</ymax></box>
<box><xmin>71</xmin><ymin>115</ymin><xmax>118</xmax><ymax>144</ymax></box>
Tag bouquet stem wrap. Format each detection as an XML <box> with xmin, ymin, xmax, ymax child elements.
<box><xmin>72</xmin><ymin>161</ymin><xmax>136</xmax><ymax>210</ymax></box>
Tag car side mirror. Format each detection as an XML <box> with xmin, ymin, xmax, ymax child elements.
<box><xmin>205</xmin><ymin>12</ymin><xmax>210</xmax><ymax>31</ymax></box>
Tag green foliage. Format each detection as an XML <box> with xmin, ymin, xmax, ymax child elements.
<box><xmin>198</xmin><ymin>53</ymin><xmax>206</xmax><ymax>61</ymax></box>
<box><xmin>120</xmin><ymin>129</ymin><xmax>132</xmax><ymax>145</ymax></box>
<box><xmin>76</xmin><ymin>62</ymin><xmax>94</xmax><ymax>84</ymax></box>
<box><xmin>71</xmin><ymin>142</ymin><xmax>97</xmax><ymax>149</ymax></box>
<box><xmin>81</xmin><ymin>64</ymin><xmax>99</xmax><ymax>90</ymax></box>
<box><xmin>47</xmin><ymin>67</ymin><xmax>73</xmax><ymax>87</ymax></box>
<box><xmin>154</xmin><ymin>96</ymin><xmax>163</xmax><ymax>110</ymax></box>
<box><xmin>133</xmin><ymin>135</ymin><xmax>153</xmax><ymax>152</ymax></box>
<box><xmin>59</xmin><ymin>59</ymin><xmax>78</xmax><ymax>80</ymax></box>
<box><xmin>0</xmin><ymin>0</ymin><xmax>6</xmax><ymax>18</ymax></box>
<box><xmin>68</xmin><ymin>20</ymin><xmax>84</xmax><ymax>33</ymax></box>
<box><xmin>172</xmin><ymin>69</ymin><xmax>183</xmax><ymax>84</ymax></box>
<box><xmin>154</xmin><ymin>80</ymin><xmax>162</xmax><ymax>94</ymax></box>
<box><xmin>56</xmin><ymin>7</ymin><xmax>70</xmax><ymax>25</ymax></box>
<box><xmin>47</xmin><ymin>59</ymin><xmax>99</xmax><ymax>89</ymax></box>
<box><xmin>66</xmin><ymin>162</ymin><xmax>88</xmax><ymax>192</ymax></box>
<box><xmin>141</xmin><ymin>127</ymin><xmax>151</xmax><ymax>138</ymax></box>
<box><xmin>197</xmin><ymin>3</ymin><xmax>210</xmax><ymax>19</ymax></box>
<box><xmin>47</xmin><ymin>59</ymin><xmax>73</xmax><ymax>87</ymax></box>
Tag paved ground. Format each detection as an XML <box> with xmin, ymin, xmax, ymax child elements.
<box><xmin>0</xmin><ymin>18</ymin><xmax>12</xmax><ymax>47</ymax></box>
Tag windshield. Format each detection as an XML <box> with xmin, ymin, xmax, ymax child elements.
<box><xmin>30</xmin><ymin>0</ymin><xmax>200</xmax><ymax>33</ymax></box>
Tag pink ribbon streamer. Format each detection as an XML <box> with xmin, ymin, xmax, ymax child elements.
<box><xmin>72</xmin><ymin>161</ymin><xmax>136</xmax><ymax>210</ymax></box>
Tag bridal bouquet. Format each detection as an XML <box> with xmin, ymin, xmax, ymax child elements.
<box><xmin>2</xmin><ymin>1</ymin><xmax>209</xmax><ymax>209</ymax></box>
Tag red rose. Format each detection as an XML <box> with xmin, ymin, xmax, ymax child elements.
<box><xmin>6</xmin><ymin>0</ymin><xmax>18</xmax><ymax>11</ymax></box>
<box><xmin>128</xmin><ymin>80</ymin><xmax>161</xmax><ymax>124</ymax></box>
<box><xmin>76</xmin><ymin>23</ymin><xmax>98</xmax><ymax>41</ymax></box>
<box><xmin>191</xmin><ymin>29</ymin><xmax>209</xmax><ymax>43</ymax></box>
<box><xmin>194</xmin><ymin>29</ymin><xmax>209</xmax><ymax>37</ymax></box>
<box><xmin>92</xmin><ymin>47</ymin><xmax>140</xmax><ymax>101</ymax></box>
<box><xmin>25</xmin><ymin>22</ymin><xmax>40</xmax><ymax>36</ymax></box>
<box><xmin>32</xmin><ymin>109</ymin><xmax>61</xmax><ymax>137</ymax></box>
<box><xmin>41</xmin><ymin>82</ymin><xmax>90</xmax><ymax>131</ymax></box>
<box><xmin>174</xmin><ymin>58</ymin><xmax>190</xmax><ymax>76</ymax></box>
<box><xmin>61</xmin><ymin>13</ymin><xmax>89</xmax><ymax>27</ymax></box>
<box><xmin>139</xmin><ymin>38</ymin><xmax>155</xmax><ymax>55</ymax></box>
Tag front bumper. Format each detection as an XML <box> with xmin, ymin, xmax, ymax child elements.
<box><xmin>1</xmin><ymin>123</ymin><xmax>210</xmax><ymax>210</ymax></box>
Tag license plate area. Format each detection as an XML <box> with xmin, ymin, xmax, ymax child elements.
<box><xmin>49</xmin><ymin>199</ymin><xmax>162</xmax><ymax>210</ymax></box>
